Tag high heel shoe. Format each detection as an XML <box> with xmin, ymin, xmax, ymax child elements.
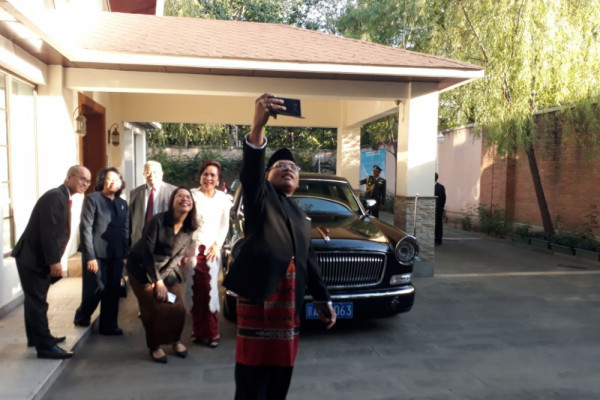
<box><xmin>173</xmin><ymin>343</ymin><xmax>188</xmax><ymax>358</ymax></box>
<box><xmin>149</xmin><ymin>349</ymin><xmax>167</xmax><ymax>364</ymax></box>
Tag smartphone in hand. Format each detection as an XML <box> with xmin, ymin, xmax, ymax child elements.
<box><xmin>315</xmin><ymin>301</ymin><xmax>332</xmax><ymax>318</ymax></box>
<box><xmin>167</xmin><ymin>292</ymin><xmax>177</xmax><ymax>304</ymax></box>
<box><xmin>272</xmin><ymin>97</ymin><xmax>303</xmax><ymax>118</ymax></box>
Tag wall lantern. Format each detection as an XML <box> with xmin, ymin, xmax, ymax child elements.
<box><xmin>73</xmin><ymin>106</ymin><xmax>87</xmax><ymax>137</ymax></box>
<box><xmin>108</xmin><ymin>123</ymin><xmax>120</xmax><ymax>146</ymax></box>
<box><xmin>437</xmin><ymin>132</ymin><xmax>445</xmax><ymax>143</ymax></box>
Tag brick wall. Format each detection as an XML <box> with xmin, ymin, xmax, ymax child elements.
<box><xmin>448</xmin><ymin>112</ymin><xmax>600</xmax><ymax>236</ymax></box>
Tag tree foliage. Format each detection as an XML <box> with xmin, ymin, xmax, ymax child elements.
<box><xmin>427</xmin><ymin>1</ymin><xmax>600</xmax><ymax>149</ymax></box>
<box><xmin>147</xmin><ymin>123</ymin><xmax>232</xmax><ymax>148</ymax></box>
<box><xmin>334</xmin><ymin>0</ymin><xmax>437</xmax><ymax>50</ymax></box>
<box><xmin>165</xmin><ymin>0</ymin><xmax>343</xmax><ymax>29</ymax></box>
<box><xmin>333</xmin><ymin>0</ymin><xmax>600</xmax><ymax>234</ymax></box>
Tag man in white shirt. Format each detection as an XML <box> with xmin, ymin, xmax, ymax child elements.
<box><xmin>128</xmin><ymin>161</ymin><xmax>177</xmax><ymax>247</ymax></box>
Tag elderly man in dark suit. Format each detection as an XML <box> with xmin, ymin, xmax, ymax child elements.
<box><xmin>73</xmin><ymin>167</ymin><xmax>129</xmax><ymax>335</ymax></box>
<box><xmin>12</xmin><ymin>165</ymin><xmax>91</xmax><ymax>359</ymax></box>
<box><xmin>128</xmin><ymin>161</ymin><xmax>176</xmax><ymax>247</ymax></box>
<box><xmin>223</xmin><ymin>93</ymin><xmax>336</xmax><ymax>399</ymax></box>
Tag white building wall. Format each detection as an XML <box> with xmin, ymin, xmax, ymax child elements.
<box><xmin>0</xmin><ymin>61</ymin><xmax>83</xmax><ymax>313</ymax></box>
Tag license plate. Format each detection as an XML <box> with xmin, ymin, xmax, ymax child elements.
<box><xmin>305</xmin><ymin>302</ymin><xmax>353</xmax><ymax>319</ymax></box>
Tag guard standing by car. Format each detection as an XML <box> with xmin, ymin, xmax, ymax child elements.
<box><xmin>360</xmin><ymin>165</ymin><xmax>386</xmax><ymax>217</ymax></box>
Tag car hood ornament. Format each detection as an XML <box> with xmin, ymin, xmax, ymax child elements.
<box><xmin>317</xmin><ymin>226</ymin><xmax>330</xmax><ymax>243</ymax></box>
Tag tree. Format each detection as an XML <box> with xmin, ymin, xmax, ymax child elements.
<box><xmin>165</xmin><ymin>0</ymin><xmax>343</xmax><ymax>28</ymax></box>
<box><xmin>335</xmin><ymin>0</ymin><xmax>600</xmax><ymax>234</ymax></box>
<box><xmin>426</xmin><ymin>0</ymin><xmax>600</xmax><ymax>234</ymax></box>
<box><xmin>334</xmin><ymin>0</ymin><xmax>434</xmax><ymax>50</ymax></box>
<box><xmin>361</xmin><ymin>115</ymin><xmax>398</xmax><ymax>159</ymax></box>
<box><xmin>147</xmin><ymin>123</ymin><xmax>231</xmax><ymax>147</ymax></box>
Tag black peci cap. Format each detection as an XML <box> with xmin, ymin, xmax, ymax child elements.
<box><xmin>266</xmin><ymin>148</ymin><xmax>296</xmax><ymax>170</ymax></box>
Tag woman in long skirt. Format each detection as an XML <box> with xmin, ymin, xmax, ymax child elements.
<box><xmin>190</xmin><ymin>160</ymin><xmax>232</xmax><ymax>348</ymax></box>
<box><xmin>127</xmin><ymin>187</ymin><xmax>198</xmax><ymax>363</ymax></box>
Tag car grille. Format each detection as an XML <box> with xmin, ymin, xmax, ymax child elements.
<box><xmin>316</xmin><ymin>252</ymin><xmax>386</xmax><ymax>289</ymax></box>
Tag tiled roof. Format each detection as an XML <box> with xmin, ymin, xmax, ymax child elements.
<box><xmin>67</xmin><ymin>12</ymin><xmax>481</xmax><ymax>72</ymax></box>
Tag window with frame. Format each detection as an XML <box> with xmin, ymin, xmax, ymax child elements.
<box><xmin>1</xmin><ymin>73</ymin><xmax>35</xmax><ymax>255</ymax></box>
<box><xmin>1</xmin><ymin>73</ymin><xmax>12</xmax><ymax>255</ymax></box>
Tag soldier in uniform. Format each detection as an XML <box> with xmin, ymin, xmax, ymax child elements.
<box><xmin>360</xmin><ymin>165</ymin><xmax>386</xmax><ymax>217</ymax></box>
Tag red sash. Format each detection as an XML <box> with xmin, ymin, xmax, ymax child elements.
<box><xmin>236</xmin><ymin>259</ymin><xmax>299</xmax><ymax>367</ymax></box>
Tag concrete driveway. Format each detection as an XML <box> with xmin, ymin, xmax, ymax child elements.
<box><xmin>40</xmin><ymin>226</ymin><xmax>600</xmax><ymax>399</ymax></box>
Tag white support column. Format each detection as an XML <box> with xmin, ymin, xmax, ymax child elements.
<box><xmin>394</xmin><ymin>83</ymin><xmax>439</xmax><ymax>276</ymax></box>
<box><xmin>36</xmin><ymin>65</ymin><xmax>81</xmax><ymax>271</ymax></box>
<box><xmin>336</xmin><ymin>125</ymin><xmax>361</xmax><ymax>190</ymax></box>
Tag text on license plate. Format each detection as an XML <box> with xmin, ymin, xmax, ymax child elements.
<box><xmin>305</xmin><ymin>302</ymin><xmax>353</xmax><ymax>319</ymax></box>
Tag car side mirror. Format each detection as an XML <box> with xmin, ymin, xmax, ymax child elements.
<box><xmin>364</xmin><ymin>199</ymin><xmax>377</xmax><ymax>216</ymax></box>
<box><xmin>365</xmin><ymin>198</ymin><xmax>377</xmax><ymax>208</ymax></box>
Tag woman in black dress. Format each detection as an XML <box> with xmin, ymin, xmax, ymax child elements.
<box><xmin>127</xmin><ymin>187</ymin><xmax>198</xmax><ymax>363</ymax></box>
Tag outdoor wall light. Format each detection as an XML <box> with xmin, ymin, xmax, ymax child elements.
<box><xmin>73</xmin><ymin>106</ymin><xmax>87</xmax><ymax>137</ymax></box>
<box><xmin>108</xmin><ymin>123</ymin><xmax>120</xmax><ymax>146</ymax></box>
<box><xmin>437</xmin><ymin>132</ymin><xmax>445</xmax><ymax>143</ymax></box>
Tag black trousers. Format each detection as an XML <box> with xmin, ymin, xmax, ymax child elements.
<box><xmin>435</xmin><ymin>209</ymin><xmax>444</xmax><ymax>244</ymax></box>
<box><xmin>234</xmin><ymin>364</ymin><xmax>294</xmax><ymax>400</ymax></box>
<box><xmin>74</xmin><ymin>257</ymin><xmax>123</xmax><ymax>332</ymax></box>
<box><xmin>16</xmin><ymin>262</ymin><xmax>54</xmax><ymax>350</ymax></box>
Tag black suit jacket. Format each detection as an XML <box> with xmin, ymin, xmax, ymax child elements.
<box><xmin>223</xmin><ymin>141</ymin><xmax>330</xmax><ymax>312</ymax></box>
<box><xmin>11</xmin><ymin>185</ymin><xmax>71</xmax><ymax>272</ymax></box>
<box><xmin>435</xmin><ymin>182</ymin><xmax>446</xmax><ymax>212</ymax></box>
<box><xmin>79</xmin><ymin>191</ymin><xmax>129</xmax><ymax>261</ymax></box>
<box><xmin>127</xmin><ymin>212</ymin><xmax>194</xmax><ymax>285</ymax></box>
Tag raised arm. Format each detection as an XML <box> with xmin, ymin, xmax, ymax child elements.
<box><xmin>247</xmin><ymin>93</ymin><xmax>284</xmax><ymax>147</ymax></box>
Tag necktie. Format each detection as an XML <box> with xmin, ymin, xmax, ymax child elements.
<box><xmin>145</xmin><ymin>188</ymin><xmax>155</xmax><ymax>224</ymax></box>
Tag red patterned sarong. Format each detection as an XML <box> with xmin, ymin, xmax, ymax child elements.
<box><xmin>236</xmin><ymin>259</ymin><xmax>299</xmax><ymax>367</ymax></box>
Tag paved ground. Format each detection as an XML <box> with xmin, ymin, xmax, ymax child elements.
<box><xmin>3</xmin><ymin>222</ymin><xmax>600</xmax><ymax>399</ymax></box>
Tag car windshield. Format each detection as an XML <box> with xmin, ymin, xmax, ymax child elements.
<box><xmin>293</xmin><ymin>179</ymin><xmax>362</xmax><ymax>215</ymax></box>
<box><xmin>232</xmin><ymin>177</ymin><xmax>364</xmax><ymax>218</ymax></box>
<box><xmin>290</xmin><ymin>196</ymin><xmax>355</xmax><ymax>216</ymax></box>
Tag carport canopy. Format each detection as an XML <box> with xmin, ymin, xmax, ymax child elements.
<box><xmin>1</xmin><ymin>2</ymin><xmax>483</xmax><ymax>199</ymax></box>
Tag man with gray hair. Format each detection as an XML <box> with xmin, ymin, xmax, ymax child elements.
<box><xmin>128</xmin><ymin>161</ymin><xmax>176</xmax><ymax>247</ymax></box>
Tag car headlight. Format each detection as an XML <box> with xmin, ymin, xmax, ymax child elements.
<box><xmin>394</xmin><ymin>235</ymin><xmax>420</xmax><ymax>265</ymax></box>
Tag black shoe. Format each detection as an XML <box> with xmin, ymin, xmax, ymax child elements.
<box><xmin>53</xmin><ymin>336</ymin><xmax>66</xmax><ymax>344</ymax></box>
<box><xmin>172</xmin><ymin>343</ymin><xmax>188</xmax><ymax>358</ymax></box>
<box><xmin>74</xmin><ymin>319</ymin><xmax>91</xmax><ymax>327</ymax></box>
<box><xmin>150</xmin><ymin>349</ymin><xmax>167</xmax><ymax>364</ymax></box>
<box><xmin>99</xmin><ymin>328</ymin><xmax>123</xmax><ymax>336</ymax></box>
<box><xmin>37</xmin><ymin>345</ymin><xmax>74</xmax><ymax>360</ymax></box>
<box><xmin>27</xmin><ymin>335</ymin><xmax>67</xmax><ymax>348</ymax></box>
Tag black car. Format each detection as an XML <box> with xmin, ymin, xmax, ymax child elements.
<box><xmin>222</xmin><ymin>172</ymin><xmax>420</xmax><ymax>321</ymax></box>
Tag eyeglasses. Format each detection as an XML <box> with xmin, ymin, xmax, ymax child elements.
<box><xmin>271</xmin><ymin>162</ymin><xmax>301</xmax><ymax>172</ymax></box>
<box><xmin>74</xmin><ymin>175</ymin><xmax>91</xmax><ymax>186</ymax></box>
<box><xmin>174</xmin><ymin>194</ymin><xmax>192</xmax><ymax>200</ymax></box>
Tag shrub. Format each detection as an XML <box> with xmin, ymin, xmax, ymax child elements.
<box><xmin>514</xmin><ymin>224</ymin><xmax>531</xmax><ymax>238</ymax></box>
<box><xmin>549</xmin><ymin>232</ymin><xmax>579</xmax><ymax>248</ymax></box>
<box><xmin>477</xmin><ymin>205</ymin><xmax>508</xmax><ymax>237</ymax></box>
<box><xmin>460</xmin><ymin>214</ymin><xmax>473</xmax><ymax>231</ymax></box>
